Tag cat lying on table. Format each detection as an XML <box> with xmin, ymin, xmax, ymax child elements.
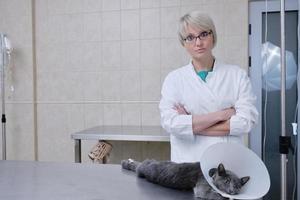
<box><xmin>121</xmin><ymin>159</ymin><xmax>250</xmax><ymax>200</ymax></box>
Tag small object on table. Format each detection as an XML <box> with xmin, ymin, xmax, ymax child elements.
<box><xmin>88</xmin><ymin>140</ymin><xmax>113</xmax><ymax>164</ymax></box>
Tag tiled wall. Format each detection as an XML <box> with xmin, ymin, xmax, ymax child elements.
<box><xmin>0</xmin><ymin>0</ymin><xmax>35</xmax><ymax>160</ymax></box>
<box><xmin>0</xmin><ymin>0</ymin><xmax>248</xmax><ymax>163</ymax></box>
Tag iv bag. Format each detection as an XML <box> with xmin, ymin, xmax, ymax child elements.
<box><xmin>0</xmin><ymin>34</ymin><xmax>12</xmax><ymax>69</ymax></box>
<box><xmin>261</xmin><ymin>42</ymin><xmax>297</xmax><ymax>91</ymax></box>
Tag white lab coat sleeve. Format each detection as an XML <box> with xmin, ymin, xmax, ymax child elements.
<box><xmin>230</xmin><ymin>71</ymin><xmax>259</xmax><ymax>136</ymax></box>
<box><xmin>159</xmin><ymin>73</ymin><xmax>194</xmax><ymax>139</ymax></box>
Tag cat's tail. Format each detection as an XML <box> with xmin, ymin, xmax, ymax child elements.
<box><xmin>121</xmin><ymin>158</ymin><xmax>140</xmax><ymax>172</ymax></box>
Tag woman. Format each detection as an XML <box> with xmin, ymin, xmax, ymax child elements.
<box><xmin>159</xmin><ymin>11</ymin><xmax>258</xmax><ymax>163</ymax></box>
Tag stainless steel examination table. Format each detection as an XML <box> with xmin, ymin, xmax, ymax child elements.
<box><xmin>0</xmin><ymin>160</ymin><xmax>194</xmax><ymax>200</ymax></box>
<box><xmin>71</xmin><ymin>125</ymin><xmax>170</xmax><ymax>163</ymax></box>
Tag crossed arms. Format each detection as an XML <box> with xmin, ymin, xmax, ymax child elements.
<box><xmin>173</xmin><ymin>103</ymin><xmax>235</xmax><ymax>136</ymax></box>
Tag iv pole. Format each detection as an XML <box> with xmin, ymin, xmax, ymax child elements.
<box><xmin>279</xmin><ymin>0</ymin><xmax>287</xmax><ymax>199</ymax></box>
<box><xmin>0</xmin><ymin>34</ymin><xmax>7</xmax><ymax>160</ymax></box>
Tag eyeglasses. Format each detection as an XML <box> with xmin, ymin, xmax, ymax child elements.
<box><xmin>184</xmin><ymin>30</ymin><xmax>213</xmax><ymax>44</ymax></box>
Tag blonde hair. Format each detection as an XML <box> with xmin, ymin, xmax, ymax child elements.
<box><xmin>178</xmin><ymin>11</ymin><xmax>217</xmax><ymax>47</ymax></box>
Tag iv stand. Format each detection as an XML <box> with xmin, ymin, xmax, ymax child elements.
<box><xmin>279</xmin><ymin>0</ymin><xmax>287</xmax><ymax>199</ymax></box>
<box><xmin>0</xmin><ymin>34</ymin><xmax>7</xmax><ymax>160</ymax></box>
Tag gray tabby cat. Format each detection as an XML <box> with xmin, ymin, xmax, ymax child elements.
<box><xmin>121</xmin><ymin>159</ymin><xmax>250</xmax><ymax>200</ymax></box>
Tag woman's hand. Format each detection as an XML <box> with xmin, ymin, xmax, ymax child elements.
<box><xmin>173</xmin><ymin>103</ymin><xmax>190</xmax><ymax>115</ymax></box>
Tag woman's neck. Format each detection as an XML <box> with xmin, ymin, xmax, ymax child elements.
<box><xmin>192</xmin><ymin>56</ymin><xmax>215</xmax><ymax>72</ymax></box>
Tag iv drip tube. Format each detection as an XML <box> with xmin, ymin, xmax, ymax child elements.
<box><xmin>0</xmin><ymin>34</ymin><xmax>7</xmax><ymax>160</ymax></box>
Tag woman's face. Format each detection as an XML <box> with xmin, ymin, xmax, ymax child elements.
<box><xmin>183</xmin><ymin>25</ymin><xmax>214</xmax><ymax>61</ymax></box>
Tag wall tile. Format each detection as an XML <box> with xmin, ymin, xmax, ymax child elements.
<box><xmin>38</xmin><ymin>104</ymin><xmax>79</xmax><ymax>162</ymax></box>
<box><xmin>161</xmin><ymin>7</ymin><xmax>180</xmax><ymax>38</ymax></box>
<box><xmin>223</xmin><ymin>36</ymin><xmax>247</xmax><ymax>69</ymax></box>
<box><xmin>121</xmin><ymin>103</ymin><xmax>141</xmax><ymax>125</ymax></box>
<box><xmin>82</xmin><ymin>42</ymin><xmax>102</xmax><ymax>72</ymax></box>
<box><xmin>102</xmin><ymin>11</ymin><xmax>121</xmax><ymax>41</ymax></box>
<box><xmin>35</xmin><ymin>0</ymin><xmax>48</xmax><ymax>18</ymax></box>
<box><xmin>67</xmin><ymin>104</ymin><xmax>86</xmax><ymax>133</ymax></box>
<box><xmin>141</xmin><ymin>70</ymin><xmax>161</xmax><ymax>101</ymax></box>
<box><xmin>101</xmin><ymin>72</ymin><xmax>121</xmax><ymax>101</ymax></box>
<box><xmin>83</xmin><ymin>0</ymin><xmax>102</xmax><ymax>12</ymax></box>
<box><xmin>37</xmin><ymin>71</ymin><xmax>84</xmax><ymax>101</ymax></box>
<box><xmin>140</xmin><ymin>39</ymin><xmax>160</xmax><ymax>69</ymax></box>
<box><xmin>82</xmin><ymin>72</ymin><xmax>102</xmax><ymax>101</ymax></box>
<box><xmin>66</xmin><ymin>42</ymin><xmax>85</xmax><ymax>71</ymax></box>
<box><xmin>103</xmin><ymin>104</ymin><xmax>122</xmax><ymax>125</ymax></box>
<box><xmin>3</xmin><ymin>15</ymin><xmax>32</xmax><ymax>47</ymax></box>
<box><xmin>84</xmin><ymin>13</ymin><xmax>102</xmax><ymax>42</ymax></box>
<box><xmin>37</xmin><ymin>71</ymin><xmax>57</xmax><ymax>101</ymax></box>
<box><xmin>64</xmin><ymin>14</ymin><xmax>84</xmax><ymax>42</ymax></box>
<box><xmin>120</xmin><ymin>70</ymin><xmax>141</xmax><ymax>101</ymax></box>
<box><xmin>0</xmin><ymin>0</ymin><xmax>31</xmax><ymax>16</ymax></box>
<box><xmin>161</xmin><ymin>0</ymin><xmax>180</xmax><ymax>7</ymax></box>
<box><xmin>212</xmin><ymin>35</ymin><xmax>225</xmax><ymax>61</ymax></box>
<box><xmin>140</xmin><ymin>9</ymin><xmax>160</xmax><ymax>39</ymax></box>
<box><xmin>102</xmin><ymin>41</ymin><xmax>121</xmax><ymax>69</ymax></box>
<box><xmin>37</xmin><ymin>43</ymin><xmax>66</xmax><ymax>72</ymax></box>
<box><xmin>102</xmin><ymin>0</ymin><xmax>120</xmax><ymax>11</ymax></box>
<box><xmin>202</xmin><ymin>0</ymin><xmax>225</xmax><ymax>4</ymax></box>
<box><xmin>161</xmin><ymin>38</ymin><xmax>187</xmax><ymax>69</ymax></box>
<box><xmin>121</xmin><ymin>40</ymin><xmax>140</xmax><ymax>70</ymax></box>
<box><xmin>121</xmin><ymin>10</ymin><xmax>140</xmax><ymax>40</ymax></box>
<box><xmin>43</xmin><ymin>15</ymin><xmax>66</xmax><ymax>44</ymax></box>
<box><xmin>224</xmin><ymin>1</ymin><xmax>248</xmax><ymax>36</ymax></box>
<box><xmin>6</xmin><ymin>103</ymin><xmax>34</xmax><ymax>160</ymax></box>
<box><xmin>11</xmin><ymin>42</ymin><xmax>33</xmax><ymax>69</ymax></box>
<box><xmin>65</xmin><ymin>0</ymin><xmax>84</xmax><ymax>14</ymax></box>
<box><xmin>84</xmin><ymin>104</ymin><xmax>104</xmax><ymax>128</ymax></box>
<box><xmin>47</xmin><ymin>0</ymin><xmax>67</xmax><ymax>15</ymax></box>
<box><xmin>181</xmin><ymin>0</ymin><xmax>203</xmax><ymax>6</ymax></box>
<box><xmin>65</xmin><ymin>72</ymin><xmax>85</xmax><ymax>101</ymax></box>
<box><xmin>161</xmin><ymin>68</ymin><xmax>174</xmax><ymax>86</ymax></box>
<box><xmin>121</xmin><ymin>0</ymin><xmax>140</xmax><ymax>10</ymax></box>
<box><xmin>180</xmin><ymin>4</ymin><xmax>203</xmax><ymax>16</ymax></box>
<box><xmin>141</xmin><ymin>0</ymin><xmax>160</xmax><ymax>8</ymax></box>
<box><xmin>141</xmin><ymin>103</ymin><xmax>160</xmax><ymax>125</ymax></box>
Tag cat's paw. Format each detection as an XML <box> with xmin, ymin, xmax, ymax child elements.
<box><xmin>121</xmin><ymin>159</ymin><xmax>135</xmax><ymax>170</ymax></box>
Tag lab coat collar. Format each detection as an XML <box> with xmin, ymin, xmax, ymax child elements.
<box><xmin>189</xmin><ymin>58</ymin><xmax>219</xmax><ymax>73</ymax></box>
<box><xmin>189</xmin><ymin>58</ymin><xmax>219</xmax><ymax>75</ymax></box>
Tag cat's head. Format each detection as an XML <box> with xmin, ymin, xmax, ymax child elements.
<box><xmin>209</xmin><ymin>163</ymin><xmax>250</xmax><ymax>195</ymax></box>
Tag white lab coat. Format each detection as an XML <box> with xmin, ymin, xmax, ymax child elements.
<box><xmin>159</xmin><ymin>60</ymin><xmax>258</xmax><ymax>162</ymax></box>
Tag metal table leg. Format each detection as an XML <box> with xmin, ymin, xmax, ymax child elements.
<box><xmin>74</xmin><ymin>139</ymin><xmax>81</xmax><ymax>163</ymax></box>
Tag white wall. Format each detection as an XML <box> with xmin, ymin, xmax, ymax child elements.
<box><xmin>0</xmin><ymin>0</ymin><xmax>248</xmax><ymax>163</ymax></box>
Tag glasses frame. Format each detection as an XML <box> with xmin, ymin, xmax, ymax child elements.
<box><xmin>184</xmin><ymin>30</ymin><xmax>213</xmax><ymax>44</ymax></box>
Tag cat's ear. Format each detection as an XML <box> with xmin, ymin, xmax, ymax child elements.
<box><xmin>209</xmin><ymin>168</ymin><xmax>217</xmax><ymax>177</ymax></box>
<box><xmin>240</xmin><ymin>176</ymin><xmax>250</xmax><ymax>185</ymax></box>
<box><xmin>217</xmin><ymin>163</ymin><xmax>226</xmax><ymax>176</ymax></box>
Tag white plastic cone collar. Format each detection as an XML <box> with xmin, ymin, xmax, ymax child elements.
<box><xmin>200</xmin><ymin>142</ymin><xmax>270</xmax><ymax>199</ymax></box>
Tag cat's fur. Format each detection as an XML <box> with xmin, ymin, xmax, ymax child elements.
<box><xmin>121</xmin><ymin>159</ymin><xmax>250</xmax><ymax>200</ymax></box>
